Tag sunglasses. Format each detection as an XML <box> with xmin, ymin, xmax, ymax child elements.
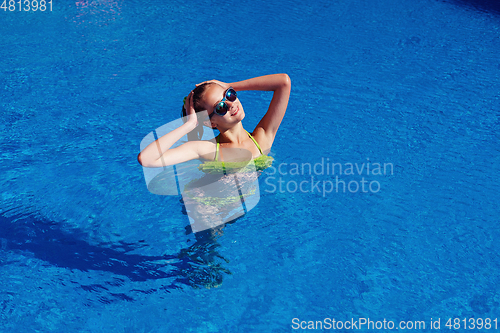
<box><xmin>209</xmin><ymin>87</ymin><xmax>237</xmax><ymax>118</ymax></box>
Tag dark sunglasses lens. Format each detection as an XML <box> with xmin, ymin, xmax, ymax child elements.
<box><xmin>215</xmin><ymin>102</ymin><xmax>228</xmax><ymax>115</ymax></box>
<box><xmin>226</xmin><ymin>88</ymin><xmax>237</xmax><ymax>102</ymax></box>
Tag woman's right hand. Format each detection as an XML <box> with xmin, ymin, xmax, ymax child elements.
<box><xmin>184</xmin><ymin>91</ymin><xmax>198</xmax><ymax>126</ymax></box>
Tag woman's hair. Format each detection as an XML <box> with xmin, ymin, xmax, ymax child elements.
<box><xmin>181</xmin><ymin>82</ymin><xmax>215</xmax><ymax>140</ymax></box>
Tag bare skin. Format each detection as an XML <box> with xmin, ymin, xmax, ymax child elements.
<box><xmin>138</xmin><ymin>74</ymin><xmax>291</xmax><ymax>168</ymax></box>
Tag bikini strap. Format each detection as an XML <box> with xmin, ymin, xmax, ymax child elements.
<box><xmin>245</xmin><ymin>130</ymin><xmax>263</xmax><ymax>155</ymax></box>
<box><xmin>215</xmin><ymin>135</ymin><xmax>226</xmax><ymax>173</ymax></box>
<box><xmin>214</xmin><ymin>130</ymin><xmax>262</xmax><ymax>162</ymax></box>
<box><xmin>215</xmin><ymin>135</ymin><xmax>220</xmax><ymax>161</ymax></box>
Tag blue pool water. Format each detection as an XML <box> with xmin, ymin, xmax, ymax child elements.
<box><xmin>1</xmin><ymin>0</ymin><xmax>499</xmax><ymax>332</ymax></box>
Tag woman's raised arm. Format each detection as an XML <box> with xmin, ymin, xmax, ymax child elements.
<box><xmin>232</xmin><ymin>74</ymin><xmax>291</xmax><ymax>143</ymax></box>
<box><xmin>137</xmin><ymin>92</ymin><xmax>203</xmax><ymax>168</ymax></box>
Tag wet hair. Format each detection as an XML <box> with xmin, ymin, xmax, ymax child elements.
<box><xmin>181</xmin><ymin>82</ymin><xmax>215</xmax><ymax>140</ymax></box>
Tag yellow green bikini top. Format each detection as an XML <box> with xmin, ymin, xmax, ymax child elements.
<box><xmin>198</xmin><ymin>130</ymin><xmax>274</xmax><ymax>174</ymax></box>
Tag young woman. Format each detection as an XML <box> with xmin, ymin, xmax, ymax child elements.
<box><xmin>138</xmin><ymin>74</ymin><xmax>291</xmax><ymax>232</ymax></box>
<box><xmin>137</xmin><ymin>74</ymin><xmax>291</xmax><ymax>168</ymax></box>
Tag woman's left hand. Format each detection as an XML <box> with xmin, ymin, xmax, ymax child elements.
<box><xmin>196</xmin><ymin>79</ymin><xmax>230</xmax><ymax>90</ymax></box>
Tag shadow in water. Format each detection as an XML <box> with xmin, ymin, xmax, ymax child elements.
<box><xmin>0</xmin><ymin>210</ymin><xmax>232</xmax><ymax>303</ymax></box>
<box><xmin>439</xmin><ymin>0</ymin><xmax>500</xmax><ymax>14</ymax></box>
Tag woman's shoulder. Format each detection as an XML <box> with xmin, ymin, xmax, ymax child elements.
<box><xmin>194</xmin><ymin>139</ymin><xmax>217</xmax><ymax>161</ymax></box>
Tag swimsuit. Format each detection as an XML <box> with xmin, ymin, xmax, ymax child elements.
<box><xmin>185</xmin><ymin>130</ymin><xmax>271</xmax><ymax>219</ymax></box>
<box><xmin>198</xmin><ymin>130</ymin><xmax>274</xmax><ymax>174</ymax></box>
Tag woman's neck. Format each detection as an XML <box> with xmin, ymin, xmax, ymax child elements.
<box><xmin>217</xmin><ymin>122</ymin><xmax>247</xmax><ymax>144</ymax></box>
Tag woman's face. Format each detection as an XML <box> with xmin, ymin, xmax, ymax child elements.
<box><xmin>200</xmin><ymin>84</ymin><xmax>245</xmax><ymax>129</ymax></box>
